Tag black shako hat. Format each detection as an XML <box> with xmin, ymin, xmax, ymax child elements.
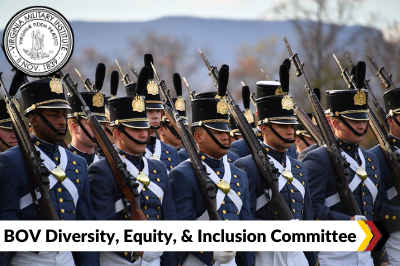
<box><xmin>109</xmin><ymin>96</ymin><xmax>150</xmax><ymax>129</ymax></box>
<box><xmin>21</xmin><ymin>78</ymin><xmax>71</xmax><ymax>117</ymax></box>
<box><xmin>295</xmin><ymin>112</ymin><xmax>315</xmax><ymax>138</ymax></box>
<box><xmin>161</xmin><ymin>97</ymin><xmax>189</xmax><ymax>125</ymax></box>
<box><xmin>383</xmin><ymin>87</ymin><xmax>400</xmax><ymax>117</ymax></box>
<box><xmin>67</xmin><ymin>92</ymin><xmax>107</xmax><ymax>122</ymax></box>
<box><xmin>325</xmin><ymin>90</ymin><xmax>331</xmax><ymax>114</ymax></box>
<box><xmin>143</xmin><ymin>54</ymin><xmax>163</xmax><ymax>109</ymax></box>
<box><xmin>0</xmin><ymin>99</ymin><xmax>15</xmax><ymax>129</ymax></box>
<box><xmin>329</xmin><ymin>89</ymin><xmax>369</xmax><ymax>120</ymax></box>
<box><xmin>229</xmin><ymin>114</ymin><xmax>241</xmax><ymax>137</ymax></box>
<box><xmin>191</xmin><ymin>98</ymin><xmax>230</xmax><ymax>132</ymax></box>
<box><xmin>256</xmin><ymin>81</ymin><xmax>284</xmax><ymax>99</ymax></box>
<box><xmin>257</xmin><ymin>95</ymin><xmax>298</xmax><ymax>125</ymax></box>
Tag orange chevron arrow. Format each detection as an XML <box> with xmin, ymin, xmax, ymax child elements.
<box><xmin>357</xmin><ymin>221</ymin><xmax>373</xmax><ymax>251</ymax></box>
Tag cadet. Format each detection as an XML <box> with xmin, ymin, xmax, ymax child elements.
<box><xmin>234</xmin><ymin>94</ymin><xmax>316</xmax><ymax>266</ymax></box>
<box><xmin>370</xmin><ymin>87</ymin><xmax>400</xmax><ymax>264</ymax></box>
<box><xmin>89</xmin><ymin>83</ymin><xmax>177</xmax><ymax>265</ymax></box>
<box><xmin>67</xmin><ymin>91</ymin><xmax>107</xmax><ymax>165</ymax></box>
<box><xmin>229</xmin><ymin>114</ymin><xmax>242</xmax><ymax>143</ymax></box>
<box><xmin>295</xmin><ymin>113</ymin><xmax>316</xmax><ymax>154</ymax></box>
<box><xmin>169</xmin><ymin>96</ymin><xmax>254</xmax><ymax>266</ymax></box>
<box><xmin>230</xmin><ymin>81</ymin><xmax>297</xmax><ymax>159</ymax></box>
<box><xmin>0</xmin><ymin>99</ymin><xmax>18</xmax><ymax>152</ymax></box>
<box><xmin>0</xmin><ymin>78</ymin><xmax>97</xmax><ymax>265</ymax></box>
<box><xmin>302</xmin><ymin>90</ymin><xmax>389</xmax><ymax>266</ymax></box>
<box><xmin>177</xmin><ymin>92</ymin><xmax>239</xmax><ymax>164</ymax></box>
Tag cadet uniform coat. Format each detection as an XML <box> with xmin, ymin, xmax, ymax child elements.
<box><xmin>89</xmin><ymin>148</ymin><xmax>178</xmax><ymax>265</ymax></box>
<box><xmin>0</xmin><ymin>135</ymin><xmax>98</xmax><ymax>266</ymax></box>
<box><xmin>169</xmin><ymin>152</ymin><xmax>255</xmax><ymax>266</ymax></box>
<box><xmin>146</xmin><ymin>136</ymin><xmax>179</xmax><ymax>171</ymax></box>
<box><xmin>178</xmin><ymin>148</ymin><xmax>239</xmax><ymax>164</ymax></box>
<box><xmin>234</xmin><ymin>145</ymin><xmax>317</xmax><ymax>266</ymax></box>
<box><xmin>68</xmin><ymin>143</ymin><xmax>101</xmax><ymax>166</ymax></box>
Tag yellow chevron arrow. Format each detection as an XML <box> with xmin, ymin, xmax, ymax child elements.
<box><xmin>357</xmin><ymin>221</ymin><xmax>373</xmax><ymax>251</ymax></box>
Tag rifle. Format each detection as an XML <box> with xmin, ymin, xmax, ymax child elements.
<box><xmin>150</xmin><ymin>63</ymin><xmax>220</xmax><ymax>220</ymax></box>
<box><xmin>367</xmin><ymin>53</ymin><xmax>396</xmax><ymax>89</ymax></box>
<box><xmin>128</xmin><ymin>63</ymin><xmax>139</xmax><ymax>79</ymax></box>
<box><xmin>260</xmin><ymin>69</ymin><xmax>272</xmax><ymax>81</ymax></box>
<box><xmin>115</xmin><ymin>60</ymin><xmax>132</xmax><ymax>86</ymax></box>
<box><xmin>333</xmin><ymin>58</ymin><xmax>400</xmax><ymax>193</ymax></box>
<box><xmin>58</xmin><ymin>70</ymin><xmax>146</xmax><ymax>221</ymax></box>
<box><xmin>0</xmin><ymin>71</ymin><xmax>58</xmax><ymax>220</ymax></box>
<box><xmin>199</xmin><ymin>52</ymin><xmax>294</xmax><ymax>219</ymax></box>
<box><xmin>346</xmin><ymin>55</ymin><xmax>389</xmax><ymax>133</ymax></box>
<box><xmin>283</xmin><ymin>35</ymin><xmax>361</xmax><ymax>216</ymax></box>
<box><xmin>182</xmin><ymin>77</ymin><xmax>196</xmax><ymax>100</ymax></box>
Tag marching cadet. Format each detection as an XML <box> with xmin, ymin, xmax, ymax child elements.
<box><xmin>89</xmin><ymin>79</ymin><xmax>177</xmax><ymax>266</ymax></box>
<box><xmin>302</xmin><ymin>90</ymin><xmax>389</xmax><ymax>266</ymax></box>
<box><xmin>295</xmin><ymin>113</ymin><xmax>316</xmax><ymax>154</ymax></box>
<box><xmin>102</xmin><ymin>70</ymin><xmax>120</xmax><ymax>146</ymax></box>
<box><xmin>158</xmin><ymin>73</ymin><xmax>188</xmax><ymax>150</ymax></box>
<box><xmin>139</xmin><ymin>54</ymin><xmax>179</xmax><ymax>170</ymax></box>
<box><xmin>230</xmin><ymin>81</ymin><xmax>297</xmax><ymax>159</ymax></box>
<box><xmin>177</xmin><ymin>91</ymin><xmax>239</xmax><ymax>164</ymax></box>
<box><xmin>229</xmin><ymin>114</ymin><xmax>242</xmax><ymax>143</ymax></box>
<box><xmin>370</xmin><ymin>87</ymin><xmax>400</xmax><ymax>264</ymax></box>
<box><xmin>0</xmin><ymin>99</ymin><xmax>18</xmax><ymax>152</ymax></box>
<box><xmin>169</xmin><ymin>95</ymin><xmax>254</xmax><ymax>266</ymax></box>
<box><xmin>67</xmin><ymin>91</ymin><xmax>107</xmax><ymax>166</ymax></box>
<box><xmin>0</xmin><ymin>78</ymin><xmax>97</xmax><ymax>266</ymax></box>
<box><xmin>234</xmin><ymin>93</ymin><xmax>317</xmax><ymax>266</ymax></box>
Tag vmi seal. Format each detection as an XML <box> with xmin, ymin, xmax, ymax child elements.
<box><xmin>2</xmin><ymin>6</ymin><xmax>74</xmax><ymax>77</ymax></box>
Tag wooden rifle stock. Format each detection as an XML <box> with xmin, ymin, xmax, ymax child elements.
<box><xmin>294</xmin><ymin>103</ymin><xmax>324</xmax><ymax>147</ymax></box>
<box><xmin>150</xmin><ymin>64</ymin><xmax>220</xmax><ymax>220</ymax></box>
<box><xmin>283</xmin><ymin>35</ymin><xmax>361</xmax><ymax>216</ymax></box>
<box><xmin>59</xmin><ymin>71</ymin><xmax>146</xmax><ymax>221</ymax></box>
<box><xmin>0</xmin><ymin>72</ymin><xmax>58</xmax><ymax>220</ymax></box>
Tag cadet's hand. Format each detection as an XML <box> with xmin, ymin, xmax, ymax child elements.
<box><xmin>213</xmin><ymin>251</ymin><xmax>236</xmax><ymax>264</ymax></box>
<box><xmin>141</xmin><ymin>251</ymin><xmax>164</xmax><ymax>262</ymax></box>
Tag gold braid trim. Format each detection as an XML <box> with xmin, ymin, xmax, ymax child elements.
<box><xmin>331</xmin><ymin>109</ymin><xmax>368</xmax><ymax>116</ymax></box>
<box><xmin>146</xmin><ymin>100</ymin><xmax>163</xmax><ymax>104</ymax></box>
<box><xmin>393</xmin><ymin>108</ymin><xmax>400</xmax><ymax>113</ymax></box>
<box><xmin>25</xmin><ymin>99</ymin><xmax>69</xmax><ymax>114</ymax></box>
<box><xmin>72</xmin><ymin>112</ymin><xmax>107</xmax><ymax>118</ymax></box>
<box><xmin>0</xmin><ymin>118</ymin><xmax>12</xmax><ymax>124</ymax></box>
<box><xmin>115</xmin><ymin>118</ymin><xmax>149</xmax><ymax>123</ymax></box>
<box><xmin>200</xmin><ymin>119</ymin><xmax>229</xmax><ymax>123</ymax></box>
<box><xmin>258</xmin><ymin>116</ymin><xmax>297</xmax><ymax>125</ymax></box>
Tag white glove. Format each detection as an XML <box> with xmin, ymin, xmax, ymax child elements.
<box><xmin>213</xmin><ymin>251</ymin><xmax>236</xmax><ymax>264</ymax></box>
<box><xmin>355</xmin><ymin>215</ymin><xmax>367</xmax><ymax>221</ymax></box>
<box><xmin>141</xmin><ymin>251</ymin><xmax>164</xmax><ymax>262</ymax></box>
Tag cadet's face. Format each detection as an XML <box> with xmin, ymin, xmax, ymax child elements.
<box><xmin>194</xmin><ymin>127</ymin><xmax>229</xmax><ymax>159</ymax></box>
<box><xmin>146</xmin><ymin>109</ymin><xmax>162</xmax><ymax>128</ymax></box>
<box><xmin>388</xmin><ymin>114</ymin><xmax>400</xmax><ymax>138</ymax></box>
<box><xmin>262</xmin><ymin>123</ymin><xmax>294</xmax><ymax>152</ymax></box>
<box><xmin>295</xmin><ymin>135</ymin><xmax>315</xmax><ymax>153</ymax></box>
<box><xmin>116</xmin><ymin>127</ymin><xmax>148</xmax><ymax>155</ymax></box>
<box><xmin>71</xmin><ymin>118</ymin><xmax>97</xmax><ymax>148</ymax></box>
<box><xmin>0</xmin><ymin>127</ymin><xmax>17</xmax><ymax>152</ymax></box>
<box><xmin>333</xmin><ymin>118</ymin><xmax>368</xmax><ymax>144</ymax></box>
<box><xmin>158</xmin><ymin>123</ymin><xmax>181</xmax><ymax>148</ymax></box>
<box><xmin>102</xmin><ymin>122</ymin><xmax>115</xmax><ymax>145</ymax></box>
<box><xmin>30</xmin><ymin>109</ymin><xmax>67</xmax><ymax>144</ymax></box>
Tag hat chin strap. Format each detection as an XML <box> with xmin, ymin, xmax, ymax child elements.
<box><xmin>391</xmin><ymin>113</ymin><xmax>400</xmax><ymax>128</ymax></box>
<box><xmin>298</xmin><ymin>134</ymin><xmax>311</xmax><ymax>147</ymax></box>
<box><xmin>73</xmin><ymin>117</ymin><xmax>96</xmax><ymax>143</ymax></box>
<box><xmin>150</xmin><ymin>125</ymin><xmax>161</xmax><ymax>130</ymax></box>
<box><xmin>117</xmin><ymin>125</ymin><xmax>148</xmax><ymax>145</ymax></box>
<box><xmin>0</xmin><ymin>136</ymin><xmax>12</xmax><ymax>149</ymax></box>
<box><xmin>201</xmin><ymin>125</ymin><xmax>230</xmax><ymax>150</ymax></box>
<box><xmin>105</xmin><ymin>127</ymin><xmax>113</xmax><ymax>137</ymax></box>
<box><xmin>267</xmin><ymin>123</ymin><xmax>296</xmax><ymax>143</ymax></box>
<box><xmin>165</xmin><ymin>123</ymin><xmax>181</xmax><ymax>140</ymax></box>
<box><xmin>37</xmin><ymin>112</ymin><xmax>67</xmax><ymax>136</ymax></box>
<box><xmin>338</xmin><ymin>116</ymin><xmax>368</xmax><ymax>137</ymax></box>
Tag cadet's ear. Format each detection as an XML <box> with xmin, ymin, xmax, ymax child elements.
<box><xmin>260</xmin><ymin>124</ymin><xmax>268</xmax><ymax>135</ymax></box>
<box><xmin>28</xmin><ymin>112</ymin><xmax>39</xmax><ymax>127</ymax></box>
<box><xmin>113</xmin><ymin>128</ymin><xmax>123</xmax><ymax>140</ymax></box>
<box><xmin>331</xmin><ymin>117</ymin><xmax>341</xmax><ymax>131</ymax></box>
<box><xmin>193</xmin><ymin>128</ymin><xmax>203</xmax><ymax>144</ymax></box>
<box><xmin>68</xmin><ymin>120</ymin><xmax>79</xmax><ymax>134</ymax></box>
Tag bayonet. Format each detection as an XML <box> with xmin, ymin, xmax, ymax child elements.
<box><xmin>366</xmin><ymin>53</ymin><xmax>396</xmax><ymax>88</ymax></box>
<box><xmin>128</xmin><ymin>63</ymin><xmax>139</xmax><ymax>79</ymax></box>
<box><xmin>183</xmin><ymin>77</ymin><xmax>195</xmax><ymax>100</ymax></box>
<box><xmin>115</xmin><ymin>60</ymin><xmax>131</xmax><ymax>86</ymax></box>
<box><xmin>260</xmin><ymin>69</ymin><xmax>272</xmax><ymax>81</ymax></box>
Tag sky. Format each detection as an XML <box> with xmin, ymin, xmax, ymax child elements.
<box><xmin>1</xmin><ymin>0</ymin><xmax>399</xmax><ymax>31</ymax></box>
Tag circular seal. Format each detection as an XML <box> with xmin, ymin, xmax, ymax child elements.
<box><xmin>2</xmin><ymin>6</ymin><xmax>74</xmax><ymax>77</ymax></box>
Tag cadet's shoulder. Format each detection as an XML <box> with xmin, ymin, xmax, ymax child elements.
<box><xmin>303</xmin><ymin>145</ymin><xmax>328</xmax><ymax>160</ymax></box>
<box><xmin>0</xmin><ymin>146</ymin><xmax>23</xmax><ymax>168</ymax></box>
<box><xmin>234</xmin><ymin>154</ymin><xmax>254</xmax><ymax>165</ymax></box>
<box><xmin>288</xmin><ymin>156</ymin><xmax>307</xmax><ymax>170</ymax></box>
<box><xmin>147</xmin><ymin>158</ymin><xmax>169</xmax><ymax>172</ymax></box>
<box><xmin>230</xmin><ymin>139</ymin><xmax>246</xmax><ymax>149</ymax></box>
<box><xmin>64</xmin><ymin>148</ymin><xmax>88</xmax><ymax>165</ymax></box>
<box><xmin>227</xmin><ymin>151</ymin><xmax>239</xmax><ymax>162</ymax></box>
<box><xmin>230</xmin><ymin>163</ymin><xmax>247</xmax><ymax>177</ymax></box>
<box><xmin>161</xmin><ymin>142</ymin><xmax>178</xmax><ymax>154</ymax></box>
<box><xmin>359</xmin><ymin>147</ymin><xmax>379</xmax><ymax>163</ymax></box>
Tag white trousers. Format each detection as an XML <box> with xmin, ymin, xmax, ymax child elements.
<box><xmin>256</xmin><ymin>251</ymin><xmax>308</xmax><ymax>266</ymax></box>
<box><xmin>182</xmin><ymin>253</ymin><xmax>236</xmax><ymax>266</ymax></box>
<box><xmin>10</xmin><ymin>251</ymin><xmax>74</xmax><ymax>266</ymax></box>
<box><xmin>386</xmin><ymin>231</ymin><xmax>400</xmax><ymax>266</ymax></box>
<box><xmin>318</xmin><ymin>251</ymin><xmax>373</xmax><ymax>266</ymax></box>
